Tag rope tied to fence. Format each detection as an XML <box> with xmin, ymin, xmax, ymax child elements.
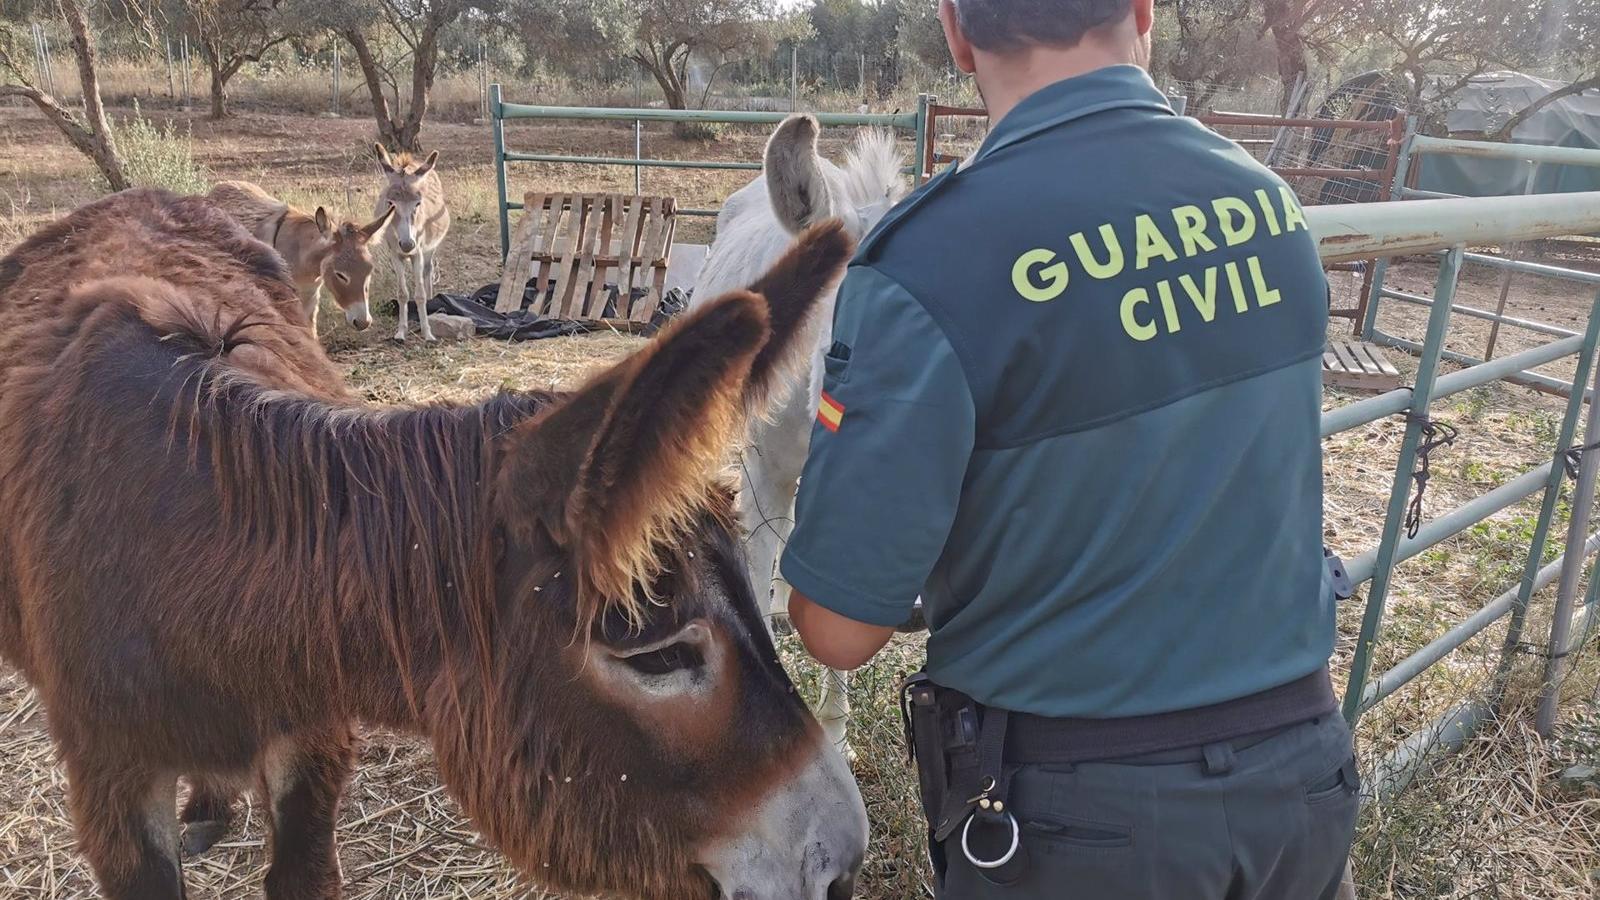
<box><xmin>1562</xmin><ymin>438</ymin><xmax>1600</xmax><ymax>480</ymax></box>
<box><xmin>1405</xmin><ymin>415</ymin><xmax>1458</xmax><ymax>539</ymax></box>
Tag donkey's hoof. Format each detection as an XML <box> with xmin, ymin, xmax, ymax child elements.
<box><xmin>389</xmin><ymin>335</ymin><xmax>407</xmax><ymax>345</ymax></box>
<box><xmin>181</xmin><ymin>819</ymin><xmax>229</xmax><ymax>857</ymax></box>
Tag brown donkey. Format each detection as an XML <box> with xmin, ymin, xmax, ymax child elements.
<box><xmin>0</xmin><ymin>189</ymin><xmax>866</xmax><ymax>900</ymax></box>
<box><xmin>207</xmin><ymin>180</ymin><xmax>394</xmax><ymax>335</ymax></box>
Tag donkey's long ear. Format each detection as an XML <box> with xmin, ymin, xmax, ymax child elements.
<box><xmin>360</xmin><ymin>204</ymin><xmax>396</xmax><ymax>240</ymax></box>
<box><xmin>314</xmin><ymin>207</ymin><xmax>331</xmax><ymax>235</ymax></box>
<box><xmin>741</xmin><ymin>218</ymin><xmax>853</xmax><ymax>413</ymax></box>
<box><xmin>374</xmin><ymin>143</ymin><xmax>397</xmax><ymax>174</ymax></box>
<box><xmin>765</xmin><ymin>114</ymin><xmax>832</xmax><ymax>235</ymax></box>
<box><xmin>500</xmin><ymin>294</ymin><xmax>770</xmax><ymax>623</ymax></box>
<box><xmin>414</xmin><ymin>150</ymin><xmax>440</xmax><ymax>177</ymax></box>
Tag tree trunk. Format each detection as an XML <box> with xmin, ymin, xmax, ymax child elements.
<box><xmin>1260</xmin><ymin>0</ymin><xmax>1309</xmax><ymax>112</ymax></box>
<box><xmin>640</xmin><ymin>60</ymin><xmax>687</xmax><ymax>109</ymax></box>
<box><xmin>342</xmin><ymin>28</ymin><xmax>403</xmax><ymax>149</ymax></box>
<box><xmin>0</xmin><ymin>84</ymin><xmax>126</xmax><ymax>190</ymax></box>
<box><xmin>342</xmin><ymin>24</ymin><xmax>434</xmax><ymax>152</ymax></box>
<box><xmin>1492</xmin><ymin>74</ymin><xmax>1600</xmax><ymax>141</ymax></box>
<box><xmin>6</xmin><ymin>0</ymin><xmax>128</xmax><ymax>190</ymax></box>
<box><xmin>393</xmin><ymin>16</ymin><xmax>440</xmax><ymax>153</ymax></box>
<box><xmin>207</xmin><ymin>58</ymin><xmax>229</xmax><ymax>119</ymax></box>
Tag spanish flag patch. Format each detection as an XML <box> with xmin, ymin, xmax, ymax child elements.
<box><xmin>818</xmin><ymin>391</ymin><xmax>845</xmax><ymax>432</ymax></box>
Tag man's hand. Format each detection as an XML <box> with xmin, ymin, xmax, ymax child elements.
<box><xmin>789</xmin><ymin>592</ymin><xmax>898</xmax><ymax>671</ymax></box>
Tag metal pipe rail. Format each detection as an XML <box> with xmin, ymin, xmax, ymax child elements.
<box><xmin>1342</xmin><ymin>462</ymin><xmax>1558</xmax><ymax>588</ymax></box>
<box><xmin>1305</xmin><ymin>191</ymin><xmax>1600</xmax><ymax>264</ymax></box>
<box><xmin>1411</xmin><ymin>134</ymin><xmax>1600</xmax><ymax>168</ymax></box>
<box><xmin>489</xmin><ymin>84</ymin><xmax>934</xmax><ymax>257</ymax></box>
<box><xmin>1371</xmin><ymin>330</ymin><xmax>1586</xmax><ymax>398</ymax></box>
<box><xmin>1320</xmin><ymin>333</ymin><xmax>1585</xmax><ymax>436</ymax></box>
<box><xmin>1358</xmin><ymin>530</ymin><xmax>1600</xmax><ymax>715</ymax></box>
<box><xmin>1381</xmin><ymin>288</ymin><xmax>1580</xmax><ymax>339</ymax></box>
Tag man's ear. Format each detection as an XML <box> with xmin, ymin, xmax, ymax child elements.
<box><xmin>1133</xmin><ymin>0</ymin><xmax>1155</xmax><ymax>37</ymax></box>
<box><xmin>497</xmin><ymin>294</ymin><xmax>770</xmax><ymax>627</ymax></box>
<box><xmin>939</xmin><ymin>0</ymin><xmax>978</xmax><ymax>75</ymax></box>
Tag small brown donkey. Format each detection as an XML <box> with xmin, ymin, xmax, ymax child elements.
<box><xmin>0</xmin><ymin>189</ymin><xmax>865</xmax><ymax>900</ymax></box>
<box><xmin>206</xmin><ymin>179</ymin><xmax>394</xmax><ymax>335</ymax></box>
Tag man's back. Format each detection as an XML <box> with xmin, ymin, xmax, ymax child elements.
<box><xmin>791</xmin><ymin>65</ymin><xmax>1333</xmax><ymax>718</ymax></box>
<box><xmin>781</xmin><ymin>5</ymin><xmax>1359</xmax><ymax>894</ymax></box>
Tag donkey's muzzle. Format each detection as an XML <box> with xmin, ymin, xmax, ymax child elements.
<box><xmin>698</xmin><ymin>734</ymin><xmax>867</xmax><ymax>900</ymax></box>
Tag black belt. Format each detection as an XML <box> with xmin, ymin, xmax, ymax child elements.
<box><xmin>1002</xmin><ymin>669</ymin><xmax>1338</xmax><ymax>765</ymax></box>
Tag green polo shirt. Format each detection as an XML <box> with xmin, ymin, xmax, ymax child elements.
<box><xmin>779</xmin><ymin>65</ymin><xmax>1333</xmax><ymax>718</ymax></box>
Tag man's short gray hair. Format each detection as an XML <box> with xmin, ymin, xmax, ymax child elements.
<box><xmin>952</xmin><ymin>0</ymin><xmax>1132</xmax><ymax>51</ymax></box>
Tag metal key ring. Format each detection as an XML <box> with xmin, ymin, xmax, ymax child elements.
<box><xmin>960</xmin><ymin>811</ymin><xmax>1020</xmax><ymax>869</ymax></box>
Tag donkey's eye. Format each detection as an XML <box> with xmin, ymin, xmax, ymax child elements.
<box><xmin>620</xmin><ymin>641</ymin><xmax>704</xmax><ymax>676</ymax></box>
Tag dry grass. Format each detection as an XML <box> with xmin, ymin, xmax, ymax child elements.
<box><xmin>2</xmin><ymin>100</ymin><xmax>1600</xmax><ymax>898</ymax></box>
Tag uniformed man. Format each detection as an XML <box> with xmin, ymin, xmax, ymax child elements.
<box><xmin>780</xmin><ymin>0</ymin><xmax>1358</xmax><ymax>897</ymax></box>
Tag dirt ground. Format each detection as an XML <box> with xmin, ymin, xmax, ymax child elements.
<box><xmin>2</xmin><ymin>102</ymin><xmax>1600</xmax><ymax>898</ymax></box>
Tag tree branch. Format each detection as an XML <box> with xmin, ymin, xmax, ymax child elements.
<box><xmin>1493</xmin><ymin>74</ymin><xmax>1600</xmax><ymax>140</ymax></box>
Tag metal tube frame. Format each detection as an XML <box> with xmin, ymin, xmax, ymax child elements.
<box><xmin>489</xmin><ymin>87</ymin><xmax>934</xmax><ymax>255</ymax></box>
<box><xmin>1492</xmin><ymin>291</ymin><xmax>1600</xmax><ymax>696</ymax></box>
<box><xmin>1341</xmin><ymin>247</ymin><xmax>1466</xmax><ymax>724</ymax></box>
<box><xmin>1536</xmin><ymin>344</ymin><xmax>1600</xmax><ymax>733</ymax></box>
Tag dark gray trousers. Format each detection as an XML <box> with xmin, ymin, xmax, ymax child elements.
<box><xmin>937</xmin><ymin>714</ymin><xmax>1359</xmax><ymax>900</ymax></box>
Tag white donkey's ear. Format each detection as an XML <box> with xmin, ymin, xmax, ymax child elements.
<box><xmin>765</xmin><ymin>115</ymin><xmax>832</xmax><ymax>236</ymax></box>
<box><xmin>374</xmin><ymin>143</ymin><xmax>397</xmax><ymax>174</ymax></box>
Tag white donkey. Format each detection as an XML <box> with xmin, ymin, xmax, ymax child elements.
<box><xmin>693</xmin><ymin>115</ymin><xmax>908</xmax><ymax>755</ymax></box>
<box><xmin>374</xmin><ymin>145</ymin><xmax>451</xmax><ymax>342</ymax></box>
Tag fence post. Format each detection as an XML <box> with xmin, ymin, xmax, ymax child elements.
<box><xmin>165</xmin><ymin>36</ymin><xmax>176</xmax><ymax>101</ymax></box>
<box><xmin>634</xmin><ymin>119</ymin><xmax>643</xmax><ymax>196</ymax></box>
<box><xmin>1342</xmin><ymin>246</ymin><xmax>1465</xmax><ymax>725</ymax></box>
<box><xmin>790</xmin><ymin>46</ymin><xmax>799</xmax><ymax>112</ymax></box>
<box><xmin>1537</xmin><ymin>302</ymin><xmax>1600</xmax><ymax>735</ymax></box>
<box><xmin>491</xmin><ymin>83</ymin><xmax>510</xmax><ymax>262</ymax></box>
<box><xmin>914</xmin><ymin>93</ymin><xmax>933</xmax><ymax>186</ymax></box>
<box><xmin>1483</xmin><ymin>161</ymin><xmax>1543</xmax><ymax>361</ymax></box>
<box><xmin>331</xmin><ymin>39</ymin><xmax>341</xmax><ymax>116</ymax></box>
<box><xmin>1360</xmin><ymin>116</ymin><xmax>1418</xmax><ymax>339</ymax></box>
<box><xmin>181</xmin><ymin>35</ymin><xmax>193</xmax><ymax>110</ymax></box>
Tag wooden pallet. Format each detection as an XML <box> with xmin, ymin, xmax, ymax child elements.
<box><xmin>496</xmin><ymin>193</ymin><xmax>677</xmax><ymax>325</ymax></box>
<box><xmin>1324</xmin><ymin>339</ymin><xmax>1401</xmax><ymax>391</ymax></box>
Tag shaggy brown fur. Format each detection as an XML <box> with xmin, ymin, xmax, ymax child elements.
<box><xmin>0</xmin><ymin>188</ymin><xmax>854</xmax><ymax>900</ymax></box>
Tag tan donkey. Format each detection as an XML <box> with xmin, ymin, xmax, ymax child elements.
<box><xmin>206</xmin><ymin>180</ymin><xmax>394</xmax><ymax>334</ymax></box>
<box><xmin>374</xmin><ymin>145</ymin><xmax>451</xmax><ymax>342</ymax></box>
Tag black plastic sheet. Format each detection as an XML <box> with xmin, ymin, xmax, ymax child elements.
<box><xmin>396</xmin><ymin>280</ymin><xmax>690</xmax><ymax>342</ymax></box>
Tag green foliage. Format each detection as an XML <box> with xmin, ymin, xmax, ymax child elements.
<box><xmin>110</xmin><ymin>103</ymin><xmax>210</xmax><ymax>195</ymax></box>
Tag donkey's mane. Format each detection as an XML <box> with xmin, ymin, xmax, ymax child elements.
<box><xmin>389</xmin><ymin>151</ymin><xmax>424</xmax><ymax>173</ymax></box>
<box><xmin>840</xmin><ymin>128</ymin><xmax>908</xmax><ymax>211</ymax></box>
<box><xmin>129</xmin><ymin>295</ymin><xmax>550</xmax><ymax>701</ymax></box>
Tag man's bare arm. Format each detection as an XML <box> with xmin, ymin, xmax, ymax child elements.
<box><xmin>789</xmin><ymin>591</ymin><xmax>898</xmax><ymax>671</ymax></box>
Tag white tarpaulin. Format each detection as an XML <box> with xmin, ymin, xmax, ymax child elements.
<box><xmin>1446</xmin><ymin>71</ymin><xmax>1600</xmax><ymax>146</ymax></box>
